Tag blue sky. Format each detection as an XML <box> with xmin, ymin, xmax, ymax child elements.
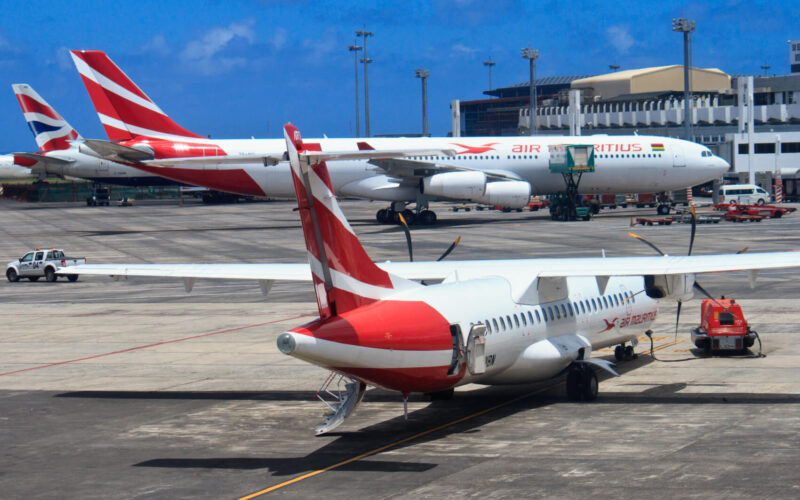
<box><xmin>0</xmin><ymin>0</ymin><xmax>796</xmax><ymax>151</ymax></box>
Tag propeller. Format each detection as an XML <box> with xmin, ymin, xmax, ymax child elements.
<box><xmin>397</xmin><ymin>212</ymin><xmax>461</xmax><ymax>263</ymax></box>
<box><xmin>630</xmin><ymin>204</ymin><xmax>723</xmax><ymax>339</ymax></box>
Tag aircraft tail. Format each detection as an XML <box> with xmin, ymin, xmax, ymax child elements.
<box><xmin>12</xmin><ymin>84</ymin><xmax>81</xmax><ymax>152</ymax></box>
<box><xmin>69</xmin><ymin>50</ymin><xmax>203</xmax><ymax>141</ymax></box>
<box><xmin>283</xmin><ymin>123</ymin><xmax>419</xmax><ymax>319</ymax></box>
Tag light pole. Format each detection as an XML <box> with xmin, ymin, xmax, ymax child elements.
<box><xmin>760</xmin><ymin>64</ymin><xmax>771</xmax><ymax>76</ymax></box>
<box><xmin>521</xmin><ymin>47</ymin><xmax>539</xmax><ymax>136</ymax></box>
<box><xmin>483</xmin><ymin>59</ymin><xmax>496</xmax><ymax>91</ymax></box>
<box><xmin>356</xmin><ymin>29</ymin><xmax>374</xmax><ymax>137</ymax></box>
<box><xmin>672</xmin><ymin>17</ymin><xmax>696</xmax><ymax>141</ymax></box>
<box><xmin>348</xmin><ymin>44</ymin><xmax>362</xmax><ymax>137</ymax></box>
<box><xmin>415</xmin><ymin>68</ymin><xmax>430</xmax><ymax>136</ymax></box>
<box><xmin>609</xmin><ymin>64</ymin><xmax>620</xmax><ymax>72</ymax></box>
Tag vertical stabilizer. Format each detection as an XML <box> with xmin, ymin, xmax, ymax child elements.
<box><xmin>70</xmin><ymin>50</ymin><xmax>203</xmax><ymax>141</ymax></box>
<box><xmin>283</xmin><ymin>123</ymin><xmax>418</xmax><ymax>319</ymax></box>
<box><xmin>13</xmin><ymin>84</ymin><xmax>81</xmax><ymax>152</ymax></box>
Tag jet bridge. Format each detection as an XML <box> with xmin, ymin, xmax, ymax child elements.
<box><xmin>548</xmin><ymin>144</ymin><xmax>595</xmax><ymax>221</ymax></box>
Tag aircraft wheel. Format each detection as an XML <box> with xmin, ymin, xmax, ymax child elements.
<box><xmin>624</xmin><ymin>345</ymin><xmax>635</xmax><ymax>360</ymax></box>
<box><xmin>419</xmin><ymin>210</ymin><xmax>437</xmax><ymax>225</ymax></box>
<box><xmin>582</xmin><ymin>369</ymin><xmax>598</xmax><ymax>401</ymax></box>
<box><xmin>566</xmin><ymin>368</ymin><xmax>582</xmax><ymax>401</ymax></box>
<box><xmin>614</xmin><ymin>345</ymin><xmax>625</xmax><ymax>361</ymax></box>
<box><xmin>6</xmin><ymin>268</ymin><xmax>19</xmax><ymax>282</ymax></box>
<box><xmin>376</xmin><ymin>209</ymin><xmax>389</xmax><ymax>224</ymax></box>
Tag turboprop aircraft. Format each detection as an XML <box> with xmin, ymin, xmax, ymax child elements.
<box><xmin>11</xmin><ymin>84</ymin><xmax>183</xmax><ymax>187</ymax></box>
<box><xmin>70</xmin><ymin>50</ymin><xmax>729</xmax><ymax>224</ymax></box>
<box><xmin>64</xmin><ymin>123</ymin><xmax>800</xmax><ymax>434</ymax></box>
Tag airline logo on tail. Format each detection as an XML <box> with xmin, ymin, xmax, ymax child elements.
<box><xmin>13</xmin><ymin>84</ymin><xmax>81</xmax><ymax>152</ymax></box>
<box><xmin>70</xmin><ymin>50</ymin><xmax>203</xmax><ymax>142</ymax></box>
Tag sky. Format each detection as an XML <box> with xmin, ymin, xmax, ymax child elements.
<box><xmin>0</xmin><ymin>0</ymin><xmax>796</xmax><ymax>151</ymax></box>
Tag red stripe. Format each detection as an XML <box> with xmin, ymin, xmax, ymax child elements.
<box><xmin>15</xmin><ymin>93</ymin><xmax>59</xmax><ymax>120</ymax></box>
<box><xmin>73</xmin><ymin>51</ymin><xmax>151</xmax><ymax>101</ymax></box>
<box><xmin>14</xmin><ymin>155</ymin><xmax>38</xmax><ymax>167</ymax></box>
<box><xmin>39</xmin><ymin>136</ymin><xmax>72</xmax><ymax>152</ymax></box>
<box><xmin>129</xmin><ymin>163</ymin><xmax>266</xmax><ymax>196</ymax></box>
<box><xmin>98</xmin><ymin>86</ymin><xmax>202</xmax><ymax>138</ymax></box>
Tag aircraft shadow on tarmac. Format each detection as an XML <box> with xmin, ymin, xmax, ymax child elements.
<box><xmin>55</xmin><ymin>354</ymin><xmax>800</xmax><ymax>477</ymax></box>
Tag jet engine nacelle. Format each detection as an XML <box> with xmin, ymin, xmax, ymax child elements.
<box><xmin>421</xmin><ymin>171</ymin><xmax>486</xmax><ymax>199</ymax></box>
<box><xmin>644</xmin><ymin>274</ymin><xmax>695</xmax><ymax>302</ymax></box>
<box><xmin>474</xmin><ymin>181</ymin><xmax>531</xmax><ymax>208</ymax></box>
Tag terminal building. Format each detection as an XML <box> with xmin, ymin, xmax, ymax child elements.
<box><xmin>456</xmin><ymin>41</ymin><xmax>800</xmax><ymax>195</ymax></box>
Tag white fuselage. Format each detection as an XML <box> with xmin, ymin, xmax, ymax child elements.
<box><xmin>134</xmin><ymin>134</ymin><xmax>729</xmax><ymax>200</ymax></box>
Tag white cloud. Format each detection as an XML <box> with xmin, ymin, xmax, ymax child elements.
<box><xmin>606</xmin><ymin>25</ymin><xmax>634</xmax><ymax>53</ymax></box>
<box><xmin>55</xmin><ymin>46</ymin><xmax>72</xmax><ymax>71</ymax></box>
<box><xmin>180</xmin><ymin>19</ymin><xmax>256</xmax><ymax>74</ymax></box>
<box><xmin>140</xmin><ymin>35</ymin><xmax>170</xmax><ymax>55</ymax></box>
<box><xmin>452</xmin><ymin>43</ymin><xmax>478</xmax><ymax>56</ymax></box>
<box><xmin>301</xmin><ymin>28</ymin><xmax>338</xmax><ymax>63</ymax></box>
<box><xmin>270</xmin><ymin>27</ymin><xmax>288</xmax><ymax>51</ymax></box>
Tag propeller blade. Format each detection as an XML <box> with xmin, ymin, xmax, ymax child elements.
<box><xmin>628</xmin><ymin>232</ymin><xmax>665</xmax><ymax>256</ymax></box>
<box><xmin>692</xmin><ymin>281</ymin><xmax>728</xmax><ymax>309</ymax></box>
<box><xmin>675</xmin><ymin>301</ymin><xmax>682</xmax><ymax>341</ymax></box>
<box><xmin>688</xmin><ymin>205</ymin><xmax>697</xmax><ymax>256</ymax></box>
<box><xmin>436</xmin><ymin>236</ymin><xmax>461</xmax><ymax>262</ymax></box>
<box><xmin>737</xmin><ymin>246</ymin><xmax>749</xmax><ymax>254</ymax></box>
<box><xmin>397</xmin><ymin>213</ymin><xmax>413</xmax><ymax>262</ymax></box>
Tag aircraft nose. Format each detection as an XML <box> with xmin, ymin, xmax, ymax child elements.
<box><xmin>712</xmin><ymin>156</ymin><xmax>730</xmax><ymax>177</ymax></box>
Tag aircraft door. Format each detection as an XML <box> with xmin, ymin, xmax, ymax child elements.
<box><xmin>672</xmin><ymin>145</ymin><xmax>685</xmax><ymax>167</ymax></box>
<box><xmin>447</xmin><ymin>324</ymin><xmax>464</xmax><ymax>376</ymax></box>
<box><xmin>466</xmin><ymin>324</ymin><xmax>487</xmax><ymax>375</ymax></box>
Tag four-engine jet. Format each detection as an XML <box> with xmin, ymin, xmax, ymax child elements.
<box><xmin>70</xmin><ymin>50</ymin><xmax>729</xmax><ymax>224</ymax></box>
<box><xmin>65</xmin><ymin>123</ymin><xmax>800</xmax><ymax>434</ymax></box>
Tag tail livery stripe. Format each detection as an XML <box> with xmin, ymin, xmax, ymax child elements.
<box><xmin>70</xmin><ymin>50</ymin><xmax>203</xmax><ymax>140</ymax></box>
<box><xmin>12</xmin><ymin>84</ymin><xmax>81</xmax><ymax>152</ymax></box>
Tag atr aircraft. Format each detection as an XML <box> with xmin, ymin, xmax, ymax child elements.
<box><xmin>11</xmin><ymin>84</ymin><xmax>183</xmax><ymax>187</ymax></box>
<box><xmin>70</xmin><ymin>50</ymin><xmax>728</xmax><ymax>224</ymax></box>
<box><xmin>65</xmin><ymin>123</ymin><xmax>800</xmax><ymax>434</ymax></box>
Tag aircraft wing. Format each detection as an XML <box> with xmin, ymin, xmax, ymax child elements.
<box><xmin>60</xmin><ymin>252</ymin><xmax>800</xmax><ymax>282</ymax></box>
<box><xmin>367</xmin><ymin>158</ymin><xmax>522</xmax><ymax>181</ymax></box>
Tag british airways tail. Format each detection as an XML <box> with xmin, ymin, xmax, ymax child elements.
<box><xmin>283</xmin><ymin>123</ymin><xmax>420</xmax><ymax>319</ymax></box>
<box><xmin>12</xmin><ymin>84</ymin><xmax>81</xmax><ymax>152</ymax></box>
<box><xmin>69</xmin><ymin>50</ymin><xmax>203</xmax><ymax>141</ymax></box>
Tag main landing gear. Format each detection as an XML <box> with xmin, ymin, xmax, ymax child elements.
<box><xmin>566</xmin><ymin>364</ymin><xmax>598</xmax><ymax>401</ymax></box>
<box><xmin>613</xmin><ymin>343</ymin><xmax>636</xmax><ymax>361</ymax></box>
<box><xmin>376</xmin><ymin>202</ymin><xmax>438</xmax><ymax>225</ymax></box>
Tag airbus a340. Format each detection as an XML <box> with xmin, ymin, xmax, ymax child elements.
<box><xmin>69</xmin><ymin>50</ymin><xmax>729</xmax><ymax>224</ymax></box>
<box><xmin>65</xmin><ymin>123</ymin><xmax>800</xmax><ymax>434</ymax></box>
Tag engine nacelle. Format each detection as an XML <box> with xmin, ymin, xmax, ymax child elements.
<box><xmin>644</xmin><ymin>274</ymin><xmax>695</xmax><ymax>302</ymax></box>
<box><xmin>474</xmin><ymin>181</ymin><xmax>531</xmax><ymax>208</ymax></box>
<box><xmin>421</xmin><ymin>171</ymin><xmax>486</xmax><ymax>200</ymax></box>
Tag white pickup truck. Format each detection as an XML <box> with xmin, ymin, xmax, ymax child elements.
<box><xmin>6</xmin><ymin>248</ymin><xmax>86</xmax><ymax>282</ymax></box>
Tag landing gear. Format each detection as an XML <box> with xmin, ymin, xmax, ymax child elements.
<box><xmin>614</xmin><ymin>344</ymin><xmax>636</xmax><ymax>361</ymax></box>
<box><xmin>566</xmin><ymin>364</ymin><xmax>598</xmax><ymax>401</ymax></box>
<box><xmin>375</xmin><ymin>207</ymin><xmax>437</xmax><ymax>225</ymax></box>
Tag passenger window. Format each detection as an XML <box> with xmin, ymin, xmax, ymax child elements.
<box><xmin>567</xmin><ymin>303</ymin><xmax>574</xmax><ymax>316</ymax></box>
<box><xmin>521</xmin><ymin>314</ymin><xmax>527</xmax><ymax>326</ymax></box>
<box><xmin>580</xmin><ymin>301</ymin><xmax>586</xmax><ymax>314</ymax></box>
<box><xmin>514</xmin><ymin>315</ymin><xmax>520</xmax><ymax>328</ymax></box>
<box><xmin>560</xmin><ymin>304</ymin><xmax>567</xmax><ymax>318</ymax></box>
<box><xmin>506</xmin><ymin>315</ymin><xmax>513</xmax><ymax>329</ymax></box>
<box><xmin>535</xmin><ymin>310</ymin><xmax>541</xmax><ymax>323</ymax></box>
<box><xmin>493</xmin><ymin>318</ymin><xmax>499</xmax><ymax>331</ymax></box>
<box><xmin>591</xmin><ymin>298</ymin><xmax>597</xmax><ymax>311</ymax></box>
<box><xmin>527</xmin><ymin>311</ymin><xmax>534</xmax><ymax>324</ymax></box>
<box><xmin>499</xmin><ymin>317</ymin><xmax>506</xmax><ymax>330</ymax></box>
<box><xmin>603</xmin><ymin>297</ymin><xmax>609</xmax><ymax>308</ymax></box>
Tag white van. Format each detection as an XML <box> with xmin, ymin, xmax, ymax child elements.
<box><xmin>718</xmin><ymin>184</ymin><xmax>772</xmax><ymax>205</ymax></box>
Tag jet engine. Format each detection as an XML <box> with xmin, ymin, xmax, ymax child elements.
<box><xmin>421</xmin><ymin>171</ymin><xmax>486</xmax><ymax>199</ymax></box>
<box><xmin>475</xmin><ymin>181</ymin><xmax>531</xmax><ymax>208</ymax></box>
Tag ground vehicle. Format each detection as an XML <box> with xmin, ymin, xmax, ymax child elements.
<box><xmin>718</xmin><ymin>184</ymin><xmax>771</xmax><ymax>205</ymax></box>
<box><xmin>86</xmin><ymin>186</ymin><xmax>110</xmax><ymax>206</ymax></box>
<box><xmin>690</xmin><ymin>298</ymin><xmax>756</xmax><ymax>354</ymax></box>
<box><xmin>6</xmin><ymin>248</ymin><xmax>85</xmax><ymax>282</ymax></box>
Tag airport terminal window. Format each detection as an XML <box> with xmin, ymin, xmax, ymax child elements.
<box><xmin>738</xmin><ymin>144</ymin><xmax>749</xmax><ymax>154</ymax></box>
<box><xmin>782</xmin><ymin>142</ymin><xmax>800</xmax><ymax>153</ymax></box>
<box><xmin>755</xmin><ymin>143</ymin><xmax>776</xmax><ymax>154</ymax></box>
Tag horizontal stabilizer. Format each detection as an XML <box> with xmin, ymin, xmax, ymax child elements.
<box><xmin>142</xmin><ymin>154</ymin><xmax>284</xmax><ymax>167</ymax></box>
<box><xmin>13</xmin><ymin>153</ymin><xmax>73</xmax><ymax>169</ymax></box>
<box><xmin>79</xmin><ymin>139</ymin><xmax>154</xmax><ymax>162</ymax></box>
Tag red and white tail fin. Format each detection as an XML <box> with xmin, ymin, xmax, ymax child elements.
<box><xmin>12</xmin><ymin>84</ymin><xmax>81</xmax><ymax>152</ymax></box>
<box><xmin>283</xmin><ymin>123</ymin><xmax>419</xmax><ymax>319</ymax></box>
<box><xmin>70</xmin><ymin>50</ymin><xmax>204</xmax><ymax>141</ymax></box>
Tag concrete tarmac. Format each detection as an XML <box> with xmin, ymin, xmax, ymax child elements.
<box><xmin>1</xmin><ymin>197</ymin><xmax>799</xmax><ymax>498</ymax></box>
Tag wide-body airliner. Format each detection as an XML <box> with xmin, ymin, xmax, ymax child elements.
<box><xmin>70</xmin><ymin>50</ymin><xmax>729</xmax><ymax>224</ymax></box>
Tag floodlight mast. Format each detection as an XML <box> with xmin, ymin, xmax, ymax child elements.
<box><xmin>483</xmin><ymin>59</ymin><xmax>496</xmax><ymax>91</ymax></box>
<box><xmin>415</xmin><ymin>68</ymin><xmax>430</xmax><ymax>136</ymax></box>
<box><xmin>356</xmin><ymin>29</ymin><xmax>374</xmax><ymax>137</ymax></box>
<box><xmin>348</xmin><ymin>44</ymin><xmax>362</xmax><ymax>137</ymax></box>
<box><xmin>672</xmin><ymin>17</ymin><xmax>696</xmax><ymax>141</ymax></box>
<box><xmin>521</xmin><ymin>47</ymin><xmax>539</xmax><ymax>136</ymax></box>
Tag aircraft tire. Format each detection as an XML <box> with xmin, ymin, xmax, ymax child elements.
<box><xmin>420</xmin><ymin>210</ymin><xmax>437</xmax><ymax>225</ymax></box>
<box><xmin>376</xmin><ymin>209</ymin><xmax>390</xmax><ymax>224</ymax></box>
<box><xmin>624</xmin><ymin>345</ymin><xmax>635</xmax><ymax>360</ymax></box>
<box><xmin>582</xmin><ymin>369</ymin><xmax>598</xmax><ymax>401</ymax></box>
<box><xmin>614</xmin><ymin>345</ymin><xmax>624</xmax><ymax>361</ymax></box>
